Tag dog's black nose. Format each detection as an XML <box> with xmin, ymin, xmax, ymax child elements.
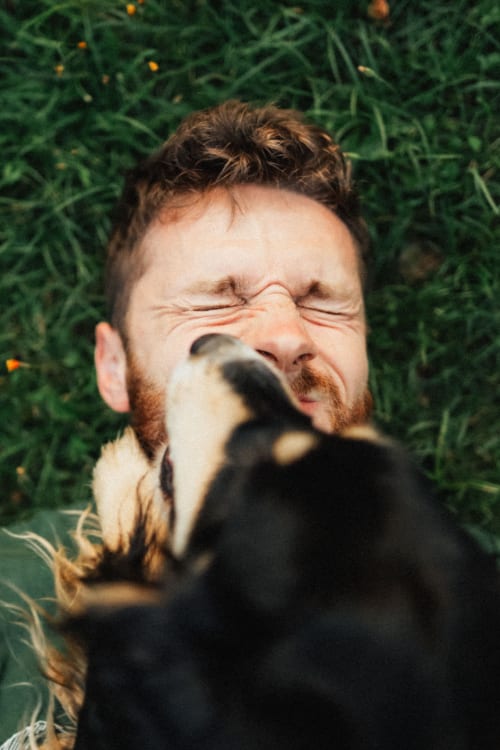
<box><xmin>190</xmin><ymin>333</ymin><xmax>220</xmax><ymax>355</ymax></box>
<box><xmin>190</xmin><ymin>333</ymin><xmax>237</xmax><ymax>356</ymax></box>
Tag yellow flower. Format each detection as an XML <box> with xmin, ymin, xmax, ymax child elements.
<box><xmin>126</xmin><ymin>3</ymin><xmax>136</xmax><ymax>14</ymax></box>
<box><xmin>6</xmin><ymin>359</ymin><xmax>21</xmax><ymax>372</ymax></box>
<box><xmin>357</xmin><ymin>66</ymin><xmax>375</xmax><ymax>77</ymax></box>
<box><xmin>54</xmin><ymin>64</ymin><xmax>64</xmax><ymax>76</ymax></box>
<box><xmin>77</xmin><ymin>41</ymin><xmax>87</xmax><ymax>49</ymax></box>
<box><xmin>367</xmin><ymin>0</ymin><xmax>390</xmax><ymax>21</ymax></box>
<box><xmin>5</xmin><ymin>358</ymin><xmax>30</xmax><ymax>372</ymax></box>
<box><xmin>148</xmin><ymin>60</ymin><xmax>159</xmax><ymax>72</ymax></box>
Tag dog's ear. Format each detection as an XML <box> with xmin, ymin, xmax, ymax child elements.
<box><xmin>72</xmin><ymin>600</ymin><xmax>168</xmax><ymax>749</ymax></box>
<box><xmin>72</xmin><ymin>590</ymin><xmax>221</xmax><ymax>750</ymax></box>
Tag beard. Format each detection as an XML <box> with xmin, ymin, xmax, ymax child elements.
<box><xmin>126</xmin><ymin>355</ymin><xmax>169</xmax><ymax>460</ymax></box>
<box><xmin>126</xmin><ymin>354</ymin><xmax>373</xmax><ymax>460</ymax></box>
<box><xmin>288</xmin><ymin>367</ymin><xmax>373</xmax><ymax>435</ymax></box>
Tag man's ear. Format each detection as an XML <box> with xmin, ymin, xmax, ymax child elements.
<box><xmin>95</xmin><ymin>322</ymin><xmax>130</xmax><ymax>413</ymax></box>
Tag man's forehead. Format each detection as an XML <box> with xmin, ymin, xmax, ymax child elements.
<box><xmin>137</xmin><ymin>185</ymin><xmax>362</xmax><ymax>292</ymax></box>
<box><xmin>146</xmin><ymin>183</ymin><xmax>352</xmax><ymax>237</ymax></box>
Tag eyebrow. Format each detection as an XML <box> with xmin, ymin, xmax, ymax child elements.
<box><xmin>299</xmin><ymin>280</ymin><xmax>360</xmax><ymax>303</ymax></box>
<box><xmin>184</xmin><ymin>276</ymin><xmax>240</xmax><ymax>296</ymax></box>
<box><xmin>184</xmin><ymin>276</ymin><xmax>357</xmax><ymax>301</ymax></box>
<box><xmin>301</xmin><ymin>280</ymin><xmax>336</xmax><ymax>300</ymax></box>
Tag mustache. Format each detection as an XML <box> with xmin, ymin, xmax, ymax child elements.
<box><xmin>288</xmin><ymin>365</ymin><xmax>340</xmax><ymax>401</ymax></box>
<box><xmin>288</xmin><ymin>364</ymin><xmax>373</xmax><ymax>434</ymax></box>
<box><xmin>127</xmin><ymin>355</ymin><xmax>372</xmax><ymax>458</ymax></box>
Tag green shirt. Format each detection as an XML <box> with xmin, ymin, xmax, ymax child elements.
<box><xmin>0</xmin><ymin>506</ymin><xmax>85</xmax><ymax>743</ymax></box>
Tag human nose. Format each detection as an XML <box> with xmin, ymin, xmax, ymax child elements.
<box><xmin>244</xmin><ymin>301</ymin><xmax>318</xmax><ymax>373</ymax></box>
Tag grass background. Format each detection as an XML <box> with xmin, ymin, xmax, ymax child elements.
<box><xmin>1</xmin><ymin>0</ymin><xmax>499</xmax><ymax>531</ymax></box>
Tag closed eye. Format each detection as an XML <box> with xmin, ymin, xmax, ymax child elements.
<box><xmin>192</xmin><ymin>302</ymin><xmax>242</xmax><ymax>311</ymax></box>
<box><xmin>296</xmin><ymin>281</ymin><xmax>362</xmax><ymax>322</ymax></box>
<box><xmin>298</xmin><ymin>304</ymin><xmax>363</xmax><ymax>328</ymax></box>
<box><xmin>299</xmin><ymin>303</ymin><xmax>347</xmax><ymax>317</ymax></box>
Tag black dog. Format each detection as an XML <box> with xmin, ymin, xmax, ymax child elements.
<box><xmin>72</xmin><ymin>334</ymin><xmax>500</xmax><ymax>750</ymax></box>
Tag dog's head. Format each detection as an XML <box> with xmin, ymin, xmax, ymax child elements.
<box><xmin>73</xmin><ymin>334</ymin><xmax>500</xmax><ymax>750</ymax></box>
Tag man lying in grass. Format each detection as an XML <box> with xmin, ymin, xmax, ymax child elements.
<box><xmin>0</xmin><ymin>100</ymin><xmax>374</xmax><ymax>747</ymax></box>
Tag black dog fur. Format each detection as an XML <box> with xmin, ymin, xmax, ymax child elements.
<box><xmin>72</xmin><ymin>334</ymin><xmax>500</xmax><ymax>750</ymax></box>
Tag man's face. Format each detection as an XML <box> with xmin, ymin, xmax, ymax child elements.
<box><xmin>95</xmin><ymin>185</ymin><xmax>371</xmax><ymax>456</ymax></box>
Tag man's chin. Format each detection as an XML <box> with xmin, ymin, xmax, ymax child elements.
<box><xmin>288</xmin><ymin>365</ymin><xmax>372</xmax><ymax>435</ymax></box>
<box><xmin>308</xmin><ymin>389</ymin><xmax>373</xmax><ymax>435</ymax></box>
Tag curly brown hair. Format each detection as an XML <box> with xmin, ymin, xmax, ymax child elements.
<box><xmin>106</xmin><ymin>100</ymin><xmax>370</xmax><ymax>335</ymax></box>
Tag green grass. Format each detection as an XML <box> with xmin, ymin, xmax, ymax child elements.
<box><xmin>1</xmin><ymin>0</ymin><xmax>499</xmax><ymax>530</ymax></box>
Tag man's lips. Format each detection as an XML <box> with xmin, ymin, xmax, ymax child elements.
<box><xmin>296</xmin><ymin>396</ymin><xmax>319</xmax><ymax>416</ymax></box>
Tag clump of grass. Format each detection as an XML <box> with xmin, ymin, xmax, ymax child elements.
<box><xmin>1</xmin><ymin>0</ymin><xmax>498</xmax><ymax>529</ymax></box>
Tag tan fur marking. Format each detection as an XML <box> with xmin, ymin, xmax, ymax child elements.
<box><xmin>78</xmin><ymin>582</ymin><xmax>162</xmax><ymax>612</ymax></box>
<box><xmin>190</xmin><ymin>551</ymin><xmax>215</xmax><ymax>576</ymax></box>
<box><xmin>341</xmin><ymin>424</ymin><xmax>383</xmax><ymax>443</ymax></box>
<box><xmin>272</xmin><ymin>431</ymin><xmax>318</xmax><ymax>465</ymax></box>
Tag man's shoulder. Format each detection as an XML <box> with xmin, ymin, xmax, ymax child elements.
<box><xmin>0</xmin><ymin>505</ymin><xmax>88</xmax><ymax>603</ymax></box>
<box><xmin>3</xmin><ymin>504</ymin><xmax>87</xmax><ymax>542</ymax></box>
<box><xmin>0</xmin><ymin>504</ymin><xmax>89</xmax><ymax>744</ymax></box>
